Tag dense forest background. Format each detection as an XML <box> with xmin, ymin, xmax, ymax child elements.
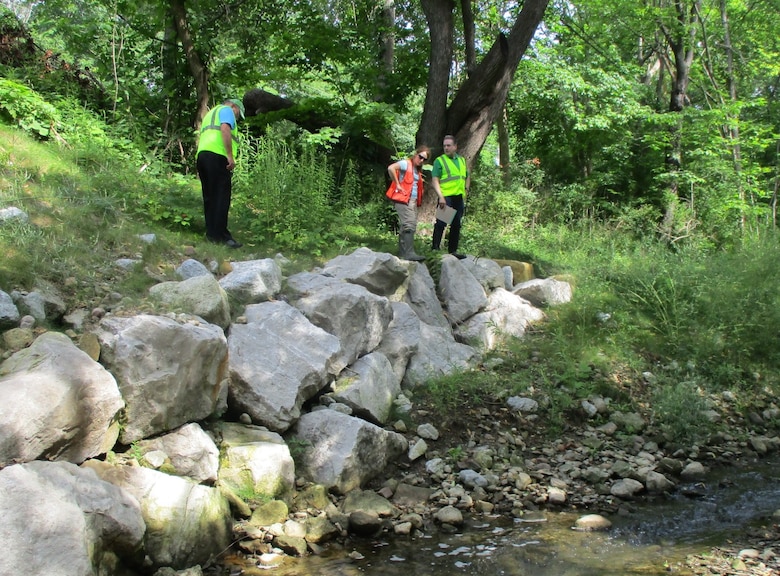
<box><xmin>2</xmin><ymin>0</ymin><xmax>778</xmax><ymax>252</ymax></box>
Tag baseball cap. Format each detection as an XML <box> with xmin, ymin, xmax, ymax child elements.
<box><xmin>228</xmin><ymin>98</ymin><xmax>245</xmax><ymax>119</ymax></box>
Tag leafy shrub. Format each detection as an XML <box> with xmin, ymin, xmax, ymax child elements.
<box><xmin>0</xmin><ymin>78</ymin><xmax>59</xmax><ymax>137</ymax></box>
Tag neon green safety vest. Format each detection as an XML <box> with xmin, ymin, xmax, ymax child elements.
<box><xmin>436</xmin><ymin>155</ymin><xmax>467</xmax><ymax>196</ymax></box>
<box><xmin>197</xmin><ymin>105</ymin><xmax>239</xmax><ymax>157</ymax></box>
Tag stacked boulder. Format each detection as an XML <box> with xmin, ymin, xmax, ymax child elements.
<box><xmin>0</xmin><ymin>247</ymin><xmax>562</xmax><ymax>575</ymax></box>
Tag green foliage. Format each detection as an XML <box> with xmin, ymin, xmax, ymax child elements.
<box><xmin>651</xmin><ymin>379</ymin><xmax>715</xmax><ymax>445</ymax></box>
<box><xmin>0</xmin><ymin>77</ymin><xmax>59</xmax><ymax>137</ymax></box>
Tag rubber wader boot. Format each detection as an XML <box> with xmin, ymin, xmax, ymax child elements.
<box><xmin>400</xmin><ymin>229</ymin><xmax>425</xmax><ymax>261</ymax></box>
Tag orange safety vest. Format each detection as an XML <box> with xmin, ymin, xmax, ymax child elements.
<box><xmin>385</xmin><ymin>159</ymin><xmax>424</xmax><ymax>206</ymax></box>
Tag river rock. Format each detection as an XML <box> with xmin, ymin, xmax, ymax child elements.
<box><xmin>435</xmin><ymin>505</ymin><xmax>463</xmax><ymax>526</ymax></box>
<box><xmin>574</xmin><ymin>514</ymin><xmax>612</xmax><ymax>531</ymax></box>
<box><xmin>680</xmin><ymin>461</ymin><xmax>707</xmax><ymax>480</ymax></box>
<box><xmin>610</xmin><ymin>478</ymin><xmax>644</xmax><ymax>499</ymax></box>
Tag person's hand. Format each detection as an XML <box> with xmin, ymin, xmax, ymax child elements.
<box><xmin>226</xmin><ymin>157</ymin><xmax>236</xmax><ymax>171</ymax></box>
<box><xmin>437</xmin><ymin>196</ymin><xmax>446</xmax><ymax>208</ymax></box>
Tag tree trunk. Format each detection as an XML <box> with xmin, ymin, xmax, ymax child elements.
<box><xmin>418</xmin><ymin>0</ymin><xmax>455</xmax><ymax>150</ymax></box>
<box><xmin>169</xmin><ymin>0</ymin><xmax>209</xmax><ymax>129</ymax></box>
<box><xmin>376</xmin><ymin>0</ymin><xmax>395</xmax><ymax>101</ymax></box>
<box><xmin>418</xmin><ymin>0</ymin><xmax>549</xmax><ymax>162</ymax></box>
<box><xmin>497</xmin><ymin>104</ymin><xmax>510</xmax><ymax>186</ymax></box>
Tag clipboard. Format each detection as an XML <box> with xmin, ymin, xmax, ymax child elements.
<box><xmin>435</xmin><ymin>205</ymin><xmax>457</xmax><ymax>225</ymax></box>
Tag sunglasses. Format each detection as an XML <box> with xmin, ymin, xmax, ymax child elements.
<box><xmin>417</xmin><ymin>154</ymin><xmax>428</xmax><ymax>160</ymax></box>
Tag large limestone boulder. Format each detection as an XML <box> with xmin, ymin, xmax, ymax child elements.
<box><xmin>0</xmin><ymin>332</ymin><xmax>123</xmax><ymax>466</ymax></box>
<box><xmin>295</xmin><ymin>409</ymin><xmax>408</xmax><ymax>494</ymax></box>
<box><xmin>133</xmin><ymin>422</ymin><xmax>220</xmax><ymax>483</ymax></box>
<box><xmin>320</xmin><ymin>247</ymin><xmax>410</xmax><ymax>297</ymax></box>
<box><xmin>0</xmin><ymin>461</ymin><xmax>145</xmax><ymax>576</ymax></box>
<box><xmin>455</xmin><ymin>288</ymin><xmax>545</xmax><ymax>350</ymax></box>
<box><xmin>513</xmin><ymin>277</ymin><xmax>573</xmax><ymax>307</ymax></box>
<box><xmin>84</xmin><ymin>460</ymin><xmax>232</xmax><ymax>570</ymax></box>
<box><xmin>219</xmin><ymin>258</ymin><xmax>282</xmax><ymax>304</ymax></box>
<box><xmin>402</xmin><ymin>322</ymin><xmax>480</xmax><ymax>388</ymax></box>
<box><xmin>148</xmin><ymin>274</ymin><xmax>231</xmax><ymax>329</ymax></box>
<box><xmin>438</xmin><ymin>255</ymin><xmax>488</xmax><ymax>325</ymax></box>
<box><xmin>228</xmin><ymin>301</ymin><xmax>340</xmax><ymax>432</ymax></box>
<box><xmin>330</xmin><ymin>351</ymin><xmax>400</xmax><ymax>424</ymax></box>
<box><xmin>375</xmin><ymin>301</ymin><xmax>421</xmax><ymax>388</ymax></box>
<box><xmin>216</xmin><ymin>422</ymin><xmax>295</xmax><ymax>502</ymax></box>
<box><xmin>400</xmin><ymin>263</ymin><xmax>449</xmax><ymax>328</ymax></box>
<box><xmin>284</xmin><ymin>272</ymin><xmax>393</xmax><ymax>372</ymax></box>
<box><xmin>96</xmin><ymin>314</ymin><xmax>228</xmax><ymax>443</ymax></box>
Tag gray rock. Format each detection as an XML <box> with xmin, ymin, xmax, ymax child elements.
<box><xmin>175</xmin><ymin>258</ymin><xmax>211</xmax><ymax>279</ymax></box>
<box><xmin>285</xmin><ymin>271</ymin><xmax>393</xmax><ymax>372</ymax></box>
<box><xmin>435</xmin><ymin>505</ymin><xmax>463</xmax><ymax>526</ymax></box>
<box><xmin>0</xmin><ymin>206</ymin><xmax>28</xmax><ymax>223</ymax></box>
<box><xmin>512</xmin><ymin>277</ymin><xmax>573</xmax><ymax>307</ymax></box>
<box><xmin>228</xmin><ymin>301</ymin><xmax>340</xmax><ymax>432</ymax></box>
<box><xmin>320</xmin><ymin>247</ymin><xmax>410</xmax><ymax>297</ymax></box>
<box><xmin>0</xmin><ymin>290</ymin><xmax>20</xmax><ymax>329</ymax></box>
<box><xmin>0</xmin><ymin>332</ymin><xmax>123</xmax><ymax>466</ymax></box>
<box><xmin>0</xmin><ymin>461</ymin><xmax>145</xmax><ymax>576</ymax></box>
<box><xmin>219</xmin><ymin>258</ymin><xmax>282</xmax><ymax>304</ymax></box>
<box><xmin>96</xmin><ymin>314</ymin><xmax>227</xmax><ymax>443</ymax></box>
<box><xmin>574</xmin><ymin>514</ymin><xmax>612</xmax><ymax>531</ymax></box>
<box><xmin>331</xmin><ymin>351</ymin><xmax>399</xmax><ymax>424</ymax></box>
<box><xmin>149</xmin><ymin>274</ymin><xmax>231</xmax><ymax>329</ymax></box>
<box><xmin>85</xmin><ymin>460</ymin><xmax>231</xmax><ymax>570</ymax></box>
<box><xmin>402</xmin><ymin>322</ymin><xmax>480</xmax><ymax>388</ymax></box>
<box><xmin>455</xmin><ymin>288</ymin><xmax>545</xmax><ymax>350</ymax></box>
<box><xmin>295</xmin><ymin>410</ymin><xmax>407</xmax><ymax>494</ymax></box>
<box><xmin>401</xmin><ymin>263</ymin><xmax>449</xmax><ymax>328</ymax></box>
<box><xmin>439</xmin><ymin>254</ymin><xmax>488</xmax><ymax>324</ymax></box>
<box><xmin>610</xmin><ymin>478</ymin><xmax>645</xmax><ymax>499</ymax></box>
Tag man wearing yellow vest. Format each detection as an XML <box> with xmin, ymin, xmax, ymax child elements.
<box><xmin>197</xmin><ymin>98</ymin><xmax>245</xmax><ymax>248</ymax></box>
<box><xmin>432</xmin><ymin>134</ymin><xmax>469</xmax><ymax>259</ymax></box>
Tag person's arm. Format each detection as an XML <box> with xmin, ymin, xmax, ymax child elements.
<box><xmin>387</xmin><ymin>161</ymin><xmax>402</xmax><ymax>188</ymax></box>
<box><xmin>221</xmin><ymin>123</ymin><xmax>235</xmax><ymax>170</ymax></box>
<box><xmin>432</xmin><ymin>159</ymin><xmax>446</xmax><ymax>207</ymax></box>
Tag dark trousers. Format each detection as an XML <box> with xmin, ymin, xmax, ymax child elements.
<box><xmin>432</xmin><ymin>193</ymin><xmax>465</xmax><ymax>253</ymax></box>
<box><xmin>197</xmin><ymin>151</ymin><xmax>233</xmax><ymax>241</ymax></box>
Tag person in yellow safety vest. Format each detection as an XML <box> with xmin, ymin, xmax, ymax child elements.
<box><xmin>431</xmin><ymin>134</ymin><xmax>470</xmax><ymax>259</ymax></box>
<box><xmin>386</xmin><ymin>145</ymin><xmax>430</xmax><ymax>261</ymax></box>
<box><xmin>196</xmin><ymin>98</ymin><xmax>245</xmax><ymax>248</ymax></box>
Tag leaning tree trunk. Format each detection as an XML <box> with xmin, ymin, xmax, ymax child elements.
<box><xmin>417</xmin><ymin>0</ymin><xmax>549</xmax><ymax>163</ymax></box>
<box><xmin>170</xmin><ymin>0</ymin><xmax>209</xmax><ymax>129</ymax></box>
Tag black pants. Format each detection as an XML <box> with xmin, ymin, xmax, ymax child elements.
<box><xmin>197</xmin><ymin>151</ymin><xmax>233</xmax><ymax>241</ymax></box>
<box><xmin>432</xmin><ymin>193</ymin><xmax>465</xmax><ymax>253</ymax></box>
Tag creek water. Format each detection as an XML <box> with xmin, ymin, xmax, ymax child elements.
<box><xmin>219</xmin><ymin>457</ymin><xmax>780</xmax><ymax>575</ymax></box>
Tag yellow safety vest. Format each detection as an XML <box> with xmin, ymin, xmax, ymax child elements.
<box><xmin>436</xmin><ymin>154</ymin><xmax>467</xmax><ymax>197</ymax></box>
<box><xmin>197</xmin><ymin>105</ymin><xmax>239</xmax><ymax>157</ymax></box>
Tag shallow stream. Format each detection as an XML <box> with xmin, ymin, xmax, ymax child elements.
<box><xmin>220</xmin><ymin>457</ymin><xmax>780</xmax><ymax>575</ymax></box>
